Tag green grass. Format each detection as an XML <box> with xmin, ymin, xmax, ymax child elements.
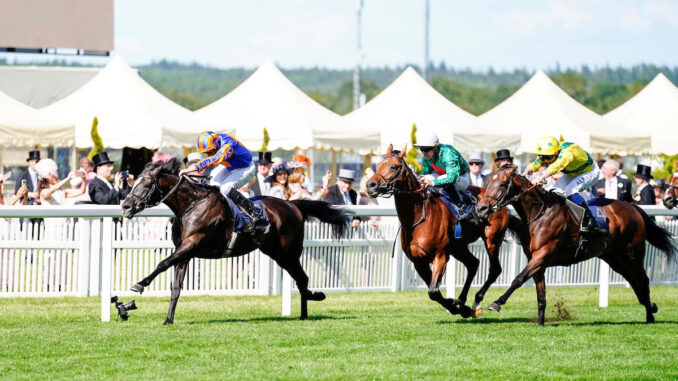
<box><xmin>1</xmin><ymin>286</ymin><xmax>677</xmax><ymax>380</ymax></box>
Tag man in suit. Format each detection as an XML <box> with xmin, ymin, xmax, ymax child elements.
<box><xmin>633</xmin><ymin>164</ymin><xmax>655</xmax><ymax>205</ymax></box>
<box><xmin>250</xmin><ymin>152</ymin><xmax>273</xmax><ymax>197</ymax></box>
<box><xmin>467</xmin><ymin>152</ymin><xmax>487</xmax><ymax>188</ymax></box>
<box><xmin>88</xmin><ymin>152</ymin><xmax>131</xmax><ymax>205</ymax></box>
<box><xmin>494</xmin><ymin>149</ymin><xmax>513</xmax><ymax>170</ymax></box>
<box><xmin>594</xmin><ymin>160</ymin><xmax>633</xmax><ymax>202</ymax></box>
<box><xmin>14</xmin><ymin>150</ymin><xmax>41</xmax><ymax>205</ymax></box>
<box><xmin>325</xmin><ymin>168</ymin><xmax>360</xmax><ymax>227</ymax></box>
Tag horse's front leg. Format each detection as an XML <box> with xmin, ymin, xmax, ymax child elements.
<box><xmin>164</xmin><ymin>260</ymin><xmax>189</xmax><ymax>325</ymax></box>
<box><xmin>131</xmin><ymin>235</ymin><xmax>201</xmax><ymax>294</ymax></box>
<box><xmin>489</xmin><ymin>249</ymin><xmax>548</xmax><ymax>314</ymax></box>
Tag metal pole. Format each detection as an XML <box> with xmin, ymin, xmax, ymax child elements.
<box><xmin>424</xmin><ymin>0</ymin><xmax>430</xmax><ymax>82</ymax></box>
<box><xmin>353</xmin><ymin>0</ymin><xmax>363</xmax><ymax>110</ymax></box>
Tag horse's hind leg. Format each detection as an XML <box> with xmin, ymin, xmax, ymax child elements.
<box><xmin>534</xmin><ymin>271</ymin><xmax>546</xmax><ymax>326</ymax></box>
<box><xmin>450</xmin><ymin>244</ymin><xmax>479</xmax><ymax>306</ymax></box>
<box><xmin>601</xmin><ymin>248</ymin><xmax>656</xmax><ymax>323</ymax></box>
<box><xmin>165</xmin><ymin>260</ymin><xmax>189</xmax><ymax>325</ymax></box>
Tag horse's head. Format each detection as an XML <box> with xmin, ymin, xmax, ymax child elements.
<box><xmin>663</xmin><ymin>176</ymin><xmax>677</xmax><ymax>209</ymax></box>
<box><xmin>365</xmin><ymin>144</ymin><xmax>413</xmax><ymax>198</ymax></box>
<box><xmin>476</xmin><ymin>165</ymin><xmax>530</xmax><ymax>220</ymax></box>
<box><xmin>121</xmin><ymin>158</ymin><xmax>182</xmax><ymax>218</ymax></box>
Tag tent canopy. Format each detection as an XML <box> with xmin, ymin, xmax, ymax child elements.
<box><xmin>0</xmin><ymin>89</ymin><xmax>73</xmax><ymax>147</ymax></box>
<box><xmin>345</xmin><ymin>67</ymin><xmax>486</xmax><ymax>153</ymax></box>
<box><xmin>604</xmin><ymin>73</ymin><xmax>678</xmax><ymax>156</ymax></box>
<box><xmin>196</xmin><ymin>61</ymin><xmax>374</xmax><ymax>153</ymax></box>
<box><xmin>40</xmin><ymin>55</ymin><xmax>220</xmax><ymax>149</ymax></box>
<box><xmin>456</xmin><ymin>71</ymin><xmax>650</xmax><ymax>155</ymax></box>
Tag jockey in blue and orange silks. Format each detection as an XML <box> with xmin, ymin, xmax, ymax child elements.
<box><xmin>182</xmin><ymin>131</ymin><xmax>267</xmax><ymax>232</ymax></box>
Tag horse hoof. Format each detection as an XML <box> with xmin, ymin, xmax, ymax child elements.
<box><xmin>472</xmin><ymin>306</ymin><xmax>483</xmax><ymax>318</ymax></box>
<box><xmin>309</xmin><ymin>292</ymin><xmax>326</xmax><ymax>301</ymax></box>
<box><xmin>488</xmin><ymin>302</ymin><xmax>501</xmax><ymax>312</ymax></box>
<box><xmin>646</xmin><ymin>315</ymin><xmax>655</xmax><ymax>324</ymax></box>
<box><xmin>459</xmin><ymin>305</ymin><xmax>474</xmax><ymax>318</ymax></box>
<box><xmin>651</xmin><ymin>302</ymin><xmax>658</xmax><ymax>314</ymax></box>
<box><xmin>163</xmin><ymin>319</ymin><xmax>173</xmax><ymax>325</ymax></box>
<box><xmin>131</xmin><ymin>283</ymin><xmax>144</xmax><ymax>294</ymax></box>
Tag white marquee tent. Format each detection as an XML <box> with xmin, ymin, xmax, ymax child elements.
<box><xmin>604</xmin><ymin>73</ymin><xmax>678</xmax><ymax>156</ymax></box>
<box><xmin>455</xmin><ymin>71</ymin><xmax>651</xmax><ymax>155</ymax></box>
<box><xmin>0</xmin><ymin>89</ymin><xmax>73</xmax><ymax>148</ymax></box>
<box><xmin>41</xmin><ymin>55</ymin><xmax>220</xmax><ymax>149</ymax></box>
<box><xmin>345</xmin><ymin>67</ymin><xmax>492</xmax><ymax>153</ymax></box>
<box><xmin>196</xmin><ymin>61</ymin><xmax>375</xmax><ymax>153</ymax></box>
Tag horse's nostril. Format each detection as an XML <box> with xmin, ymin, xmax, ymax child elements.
<box><xmin>367</xmin><ymin>181</ymin><xmax>377</xmax><ymax>189</ymax></box>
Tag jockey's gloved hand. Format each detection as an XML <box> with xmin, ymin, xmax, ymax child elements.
<box><xmin>179</xmin><ymin>164</ymin><xmax>197</xmax><ymax>176</ymax></box>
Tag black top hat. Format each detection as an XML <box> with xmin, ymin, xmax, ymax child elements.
<box><xmin>92</xmin><ymin>152</ymin><xmax>114</xmax><ymax>169</ymax></box>
<box><xmin>26</xmin><ymin>150</ymin><xmax>41</xmax><ymax>162</ymax></box>
<box><xmin>634</xmin><ymin>164</ymin><xmax>652</xmax><ymax>181</ymax></box>
<box><xmin>257</xmin><ymin>151</ymin><xmax>273</xmax><ymax>164</ymax></box>
<box><xmin>494</xmin><ymin>149</ymin><xmax>513</xmax><ymax>162</ymax></box>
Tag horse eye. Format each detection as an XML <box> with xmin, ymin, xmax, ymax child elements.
<box><xmin>391</xmin><ymin>164</ymin><xmax>399</xmax><ymax>170</ymax></box>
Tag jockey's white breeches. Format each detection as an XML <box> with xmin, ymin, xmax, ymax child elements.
<box><xmin>210</xmin><ymin>161</ymin><xmax>256</xmax><ymax>196</ymax></box>
<box><xmin>553</xmin><ymin>162</ymin><xmax>600</xmax><ymax>197</ymax></box>
<box><xmin>423</xmin><ymin>172</ymin><xmax>470</xmax><ymax>191</ymax></box>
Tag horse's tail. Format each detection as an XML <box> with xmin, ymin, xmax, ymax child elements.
<box><xmin>290</xmin><ymin>200</ymin><xmax>351</xmax><ymax>239</ymax></box>
<box><xmin>633</xmin><ymin>205</ymin><xmax>676</xmax><ymax>262</ymax></box>
<box><xmin>506</xmin><ymin>212</ymin><xmax>529</xmax><ymax>249</ymax></box>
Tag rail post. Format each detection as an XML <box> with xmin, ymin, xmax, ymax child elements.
<box><xmin>100</xmin><ymin>217</ymin><xmax>113</xmax><ymax>322</ymax></box>
<box><xmin>598</xmin><ymin>259</ymin><xmax>609</xmax><ymax>308</ymax></box>
<box><xmin>446</xmin><ymin>258</ymin><xmax>456</xmax><ymax>298</ymax></box>
<box><xmin>281</xmin><ymin>270</ymin><xmax>292</xmax><ymax>316</ymax></box>
<box><xmin>77</xmin><ymin>218</ymin><xmax>91</xmax><ymax>296</ymax></box>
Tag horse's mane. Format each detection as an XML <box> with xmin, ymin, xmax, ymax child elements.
<box><xmin>143</xmin><ymin>158</ymin><xmax>221</xmax><ymax>194</ymax></box>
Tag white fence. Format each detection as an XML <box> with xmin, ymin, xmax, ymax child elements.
<box><xmin>0</xmin><ymin>205</ymin><xmax>676</xmax><ymax>321</ymax></box>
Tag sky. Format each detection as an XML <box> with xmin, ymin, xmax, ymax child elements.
<box><xmin>2</xmin><ymin>0</ymin><xmax>678</xmax><ymax>70</ymax></box>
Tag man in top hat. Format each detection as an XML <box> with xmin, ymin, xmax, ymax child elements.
<box><xmin>14</xmin><ymin>150</ymin><xmax>41</xmax><ymax>206</ymax></box>
<box><xmin>325</xmin><ymin>168</ymin><xmax>361</xmax><ymax>227</ymax></box>
<box><xmin>494</xmin><ymin>149</ymin><xmax>513</xmax><ymax>170</ymax></box>
<box><xmin>251</xmin><ymin>152</ymin><xmax>273</xmax><ymax>197</ymax></box>
<box><xmin>467</xmin><ymin>152</ymin><xmax>487</xmax><ymax>188</ymax></box>
<box><xmin>88</xmin><ymin>151</ymin><xmax>131</xmax><ymax>205</ymax></box>
<box><xmin>633</xmin><ymin>164</ymin><xmax>655</xmax><ymax>205</ymax></box>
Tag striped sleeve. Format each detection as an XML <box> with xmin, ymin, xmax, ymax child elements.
<box><xmin>196</xmin><ymin>143</ymin><xmax>232</xmax><ymax>170</ymax></box>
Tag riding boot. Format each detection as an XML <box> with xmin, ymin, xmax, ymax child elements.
<box><xmin>446</xmin><ymin>186</ymin><xmax>477</xmax><ymax>223</ymax></box>
<box><xmin>226</xmin><ymin>188</ymin><xmax>269</xmax><ymax>234</ymax></box>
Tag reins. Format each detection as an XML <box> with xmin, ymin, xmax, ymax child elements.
<box><xmin>483</xmin><ymin>170</ymin><xmax>548</xmax><ymax>225</ymax></box>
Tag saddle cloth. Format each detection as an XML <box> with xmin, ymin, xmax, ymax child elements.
<box><xmin>567</xmin><ymin>193</ymin><xmax>610</xmax><ymax>231</ymax></box>
<box><xmin>225</xmin><ymin>197</ymin><xmax>269</xmax><ymax>233</ymax></box>
<box><xmin>429</xmin><ymin>189</ymin><xmax>462</xmax><ymax>239</ymax></box>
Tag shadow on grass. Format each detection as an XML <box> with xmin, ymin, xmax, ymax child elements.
<box><xmin>549</xmin><ymin>320</ymin><xmax>678</xmax><ymax>327</ymax></box>
<box><xmin>186</xmin><ymin>314</ymin><xmax>357</xmax><ymax>325</ymax></box>
<box><xmin>436</xmin><ymin>316</ymin><xmax>533</xmax><ymax>325</ymax></box>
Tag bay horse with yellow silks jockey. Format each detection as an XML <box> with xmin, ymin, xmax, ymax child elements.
<box><xmin>476</xmin><ymin>165</ymin><xmax>676</xmax><ymax>325</ymax></box>
<box><xmin>366</xmin><ymin>146</ymin><xmax>529</xmax><ymax>318</ymax></box>
<box><xmin>121</xmin><ymin>158</ymin><xmax>350</xmax><ymax>324</ymax></box>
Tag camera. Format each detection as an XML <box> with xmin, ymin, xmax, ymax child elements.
<box><xmin>121</xmin><ymin>170</ymin><xmax>129</xmax><ymax>180</ymax></box>
<box><xmin>111</xmin><ymin>296</ymin><xmax>137</xmax><ymax>321</ymax></box>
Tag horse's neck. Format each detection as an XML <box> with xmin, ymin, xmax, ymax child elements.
<box><xmin>393</xmin><ymin>193</ymin><xmax>425</xmax><ymax>227</ymax></box>
<box><xmin>513</xmin><ymin>186</ymin><xmax>548</xmax><ymax>223</ymax></box>
<box><xmin>159</xmin><ymin>175</ymin><xmax>193</xmax><ymax>216</ymax></box>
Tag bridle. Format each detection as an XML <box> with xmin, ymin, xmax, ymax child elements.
<box><xmin>482</xmin><ymin>169</ymin><xmax>546</xmax><ymax>225</ymax></box>
<box><xmin>127</xmin><ymin>171</ymin><xmax>209</xmax><ymax>212</ymax></box>
<box><xmin>371</xmin><ymin>154</ymin><xmax>426</xmax><ymax>197</ymax></box>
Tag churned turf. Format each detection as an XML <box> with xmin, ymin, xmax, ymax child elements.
<box><xmin>1</xmin><ymin>286</ymin><xmax>677</xmax><ymax>380</ymax></box>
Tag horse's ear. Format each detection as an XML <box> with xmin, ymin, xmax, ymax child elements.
<box><xmin>398</xmin><ymin>145</ymin><xmax>407</xmax><ymax>159</ymax></box>
<box><xmin>506</xmin><ymin>165</ymin><xmax>518</xmax><ymax>175</ymax></box>
<box><xmin>386</xmin><ymin>144</ymin><xmax>393</xmax><ymax>156</ymax></box>
<box><xmin>163</xmin><ymin>158</ymin><xmax>182</xmax><ymax>175</ymax></box>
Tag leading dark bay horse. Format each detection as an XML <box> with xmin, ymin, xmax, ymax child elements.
<box><xmin>663</xmin><ymin>175</ymin><xmax>677</xmax><ymax>209</ymax></box>
<box><xmin>476</xmin><ymin>166</ymin><xmax>676</xmax><ymax>325</ymax></box>
<box><xmin>366</xmin><ymin>146</ymin><xmax>527</xmax><ymax>318</ymax></box>
<box><xmin>121</xmin><ymin>158</ymin><xmax>349</xmax><ymax>324</ymax></box>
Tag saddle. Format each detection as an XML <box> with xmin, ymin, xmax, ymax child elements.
<box><xmin>426</xmin><ymin>188</ymin><xmax>463</xmax><ymax>239</ymax></box>
<box><xmin>565</xmin><ymin>193</ymin><xmax>611</xmax><ymax>232</ymax></box>
<box><xmin>225</xmin><ymin>197</ymin><xmax>270</xmax><ymax>235</ymax></box>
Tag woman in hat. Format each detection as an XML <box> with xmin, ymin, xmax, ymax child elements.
<box><xmin>267</xmin><ymin>164</ymin><xmax>292</xmax><ymax>200</ymax></box>
<box><xmin>182</xmin><ymin>131</ymin><xmax>266</xmax><ymax>232</ymax></box>
<box><xmin>36</xmin><ymin>159</ymin><xmax>87</xmax><ymax>206</ymax></box>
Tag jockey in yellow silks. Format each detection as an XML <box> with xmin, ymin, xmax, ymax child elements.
<box><xmin>522</xmin><ymin>136</ymin><xmax>600</xmax><ymax>196</ymax></box>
